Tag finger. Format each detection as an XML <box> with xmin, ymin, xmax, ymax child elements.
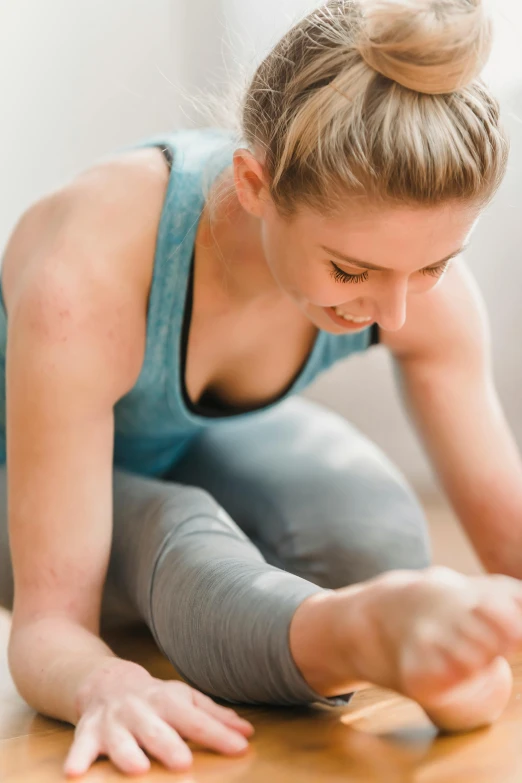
<box><xmin>190</xmin><ymin>691</ymin><xmax>255</xmax><ymax>736</ymax></box>
<box><xmin>104</xmin><ymin>723</ymin><xmax>151</xmax><ymax>776</ymax></box>
<box><xmin>63</xmin><ymin>728</ymin><xmax>103</xmax><ymax>778</ymax></box>
<box><xmin>129</xmin><ymin>709</ymin><xmax>193</xmax><ymax>772</ymax></box>
<box><xmin>162</xmin><ymin>700</ymin><xmax>250</xmax><ymax>756</ymax></box>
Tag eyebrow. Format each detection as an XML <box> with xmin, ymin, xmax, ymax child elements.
<box><xmin>319</xmin><ymin>242</ymin><xmax>470</xmax><ymax>271</ymax></box>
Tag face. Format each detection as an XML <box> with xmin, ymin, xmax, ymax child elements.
<box><xmin>233</xmin><ymin>148</ymin><xmax>480</xmax><ymax>334</ymax></box>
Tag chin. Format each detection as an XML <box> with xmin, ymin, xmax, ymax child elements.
<box><xmin>317</xmin><ymin>317</ymin><xmax>349</xmax><ymax>334</ymax></box>
<box><xmin>305</xmin><ymin>307</ymin><xmax>344</xmax><ymax>334</ymax></box>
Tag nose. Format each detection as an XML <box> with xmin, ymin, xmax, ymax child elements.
<box><xmin>374</xmin><ymin>278</ymin><xmax>408</xmax><ymax>331</ymax></box>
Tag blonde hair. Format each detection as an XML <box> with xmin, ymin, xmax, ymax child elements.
<box><xmin>195</xmin><ymin>0</ymin><xmax>509</xmax><ymax>220</ymax></box>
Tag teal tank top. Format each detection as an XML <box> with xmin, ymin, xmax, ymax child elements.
<box><xmin>0</xmin><ymin>127</ymin><xmax>379</xmax><ymax>477</ymax></box>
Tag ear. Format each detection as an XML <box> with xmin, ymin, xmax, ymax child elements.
<box><xmin>232</xmin><ymin>148</ymin><xmax>270</xmax><ymax>218</ymax></box>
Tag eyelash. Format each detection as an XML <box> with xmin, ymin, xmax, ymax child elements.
<box><xmin>329</xmin><ymin>265</ymin><xmax>368</xmax><ymax>284</ymax></box>
<box><xmin>421</xmin><ymin>262</ymin><xmax>450</xmax><ymax>278</ymax></box>
<box><xmin>329</xmin><ymin>261</ymin><xmax>449</xmax><ymax>284</ymax></box>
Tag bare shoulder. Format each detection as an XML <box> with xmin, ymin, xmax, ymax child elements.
<box><xmin>2</xmin><ymin>146</ymin><xmax>169</xmax><ymax>311</ymax></box>
<box><xmin>1</xmin><ymin>146</ymin><xmax>170</xmax><ymax>393</ymax></box>
<box><xmin>379</xmin><ymin>258</ymin><xmax>490</xmax><ymax>365</ymax></box>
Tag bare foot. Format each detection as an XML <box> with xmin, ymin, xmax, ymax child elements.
<box><xmin>290</xmin><ymin>566</ymin><xmax>522</xmax><ymax>731</ymax></box>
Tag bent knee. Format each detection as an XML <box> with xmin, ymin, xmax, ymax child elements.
<box><xmin>284</xmin><ymin>485</ymin><xmax>432</xmax><ymax>589</ymax></box>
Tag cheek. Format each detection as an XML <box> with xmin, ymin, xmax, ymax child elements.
<box><xmin>304</xmin><ymin>275</ymin><xmax>365</xmax><ymax>307</ymax></box>
<box><xmin>297</xmin><ymin>266</ymin><xmax>338</xmax><ymax>302</ymax></box>
<box><xmin>270</xmin><ymin>252</ymin><xmax>323</xmax><ymax>297</ymax></box>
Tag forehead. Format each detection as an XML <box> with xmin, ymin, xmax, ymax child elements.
<box><xmin>294</xmin><ymin>198</ymin><xmax>478</xmax><ymax>230</ymax></box>
<box><xmin>289</xmin><ymin>200</ymin><xmax>479</xmax><ymax>269</ymax></box>
<box><xmin>300</xmin><ymin>200</ymin><xmax>476</xmax><ymax>237</ymax></box>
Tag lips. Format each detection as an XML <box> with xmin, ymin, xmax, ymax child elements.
<box><xmin>323</xmin><ymin>306</ymin><xmax>374</xmax><ymax>331</ymax></box>
<box><xmin>334</xmin><ymin>308</ymin><xmax>373</xmax><ymax>323</ymax></box>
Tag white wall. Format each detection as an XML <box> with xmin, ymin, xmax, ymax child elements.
<box><xmin>0</xmin><ymin>0</ymin><xmax>184</xmax><ymax>239</ymax></box>
<box><xmin>1</xmin><ymin>0</ymin><xmax>521</xmax><ymax>493</ymax></box>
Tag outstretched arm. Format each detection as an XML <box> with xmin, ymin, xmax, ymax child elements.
<box><xmin>382</xmin><ymin>258</ymin><xmax>522</xmax><ymax>577</ymax></box>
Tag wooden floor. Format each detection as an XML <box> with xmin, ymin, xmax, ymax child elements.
<box><xmin>3</xmin><ymin>496</ymin><xmax>522</xmax><ymax>782</ymax></box>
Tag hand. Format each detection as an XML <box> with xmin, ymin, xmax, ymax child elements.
<box><xmin>64</xmin><ymin>663</ymin><xmax>254</xmax><ymax>777</ymax></box>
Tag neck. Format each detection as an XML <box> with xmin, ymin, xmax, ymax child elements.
<box><xmin>196</xmin><ymin>168</ymin><xmax>282</xmax><ymax>308</ymax></box>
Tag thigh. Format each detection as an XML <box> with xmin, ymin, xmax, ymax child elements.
<box><xmin>102</xmin><ymin>468</ymin><xmax>263</xmax><ymax>630</ymax></box>
<box><xmin>108</xmin><ymin>471</ymin><xmax>345</xmax><ymax>706</ymax></box>
<box><xmin>167</xmin><ymin>397</ymin><xmax>432</xmax><ymax>588</ymax></box>
<box><xmin>0</xmin><ymin>464</ymin><xmax>259</xmax><ymax>626</ymax></box>
<box><xmin>1</xmin><ymin>464</ymin><xmax>337</xmax><ymax>705</ymax></box>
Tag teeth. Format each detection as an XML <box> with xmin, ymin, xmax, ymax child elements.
<box><xmin>334</xmin><ymin>307</ymin><xmax>372</xmax><ymax>323</ymax></box>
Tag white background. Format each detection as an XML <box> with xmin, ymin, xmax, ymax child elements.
<box><xmin>1</xmin><ymin>0</ymin><xmax>521</xmax><ymax>493</ymax></box>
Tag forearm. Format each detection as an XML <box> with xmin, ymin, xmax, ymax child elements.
<box><xmin>444</xmin><ymin>478</ymin><xmax>522</xmax><ymax>577</ymax></box>
<box><xmin>8</xmin><ymin>616</ymin><xmax>150</xmax><ymax>726</ymax></box>
<box><xmin>399</xmin><ymin>360</ymin><xmax>522</xmax><ymax>577</ymax></box>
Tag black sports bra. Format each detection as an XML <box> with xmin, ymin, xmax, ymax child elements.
<box><xmin>153</xmin><ymin>143</ymin><xmax>380</xmax><ymax>418</ymax></box>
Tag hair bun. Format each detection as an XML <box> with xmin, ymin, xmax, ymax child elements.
<box><xmin>356</xmin><ymin>0</ymin><xmax>493</xmax><ymax>94</ymax></box>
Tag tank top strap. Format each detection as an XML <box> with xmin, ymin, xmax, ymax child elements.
<box><xmin>118</xmin><ymin>128</ymin><xmax>238</xmax><ymax>397</ymax></box>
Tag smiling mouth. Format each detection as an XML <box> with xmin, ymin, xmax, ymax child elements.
<box><xmin>323</xmin><ymin>306</ymin><xmax>375</xmax><ymax>330</ymax></box>
<box><xmin>333</xmin><ymin>307</ymin><xmax>373</xmax><ymax>324</ymax></box>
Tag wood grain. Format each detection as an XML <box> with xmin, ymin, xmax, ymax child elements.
<box><xmin>3</xmin><ymin>496</ymin><xmax>522</xmax><ymax>782</ymax></box>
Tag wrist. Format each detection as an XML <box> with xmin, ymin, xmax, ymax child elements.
<box><xmin>74</xmin><ymin>658</ymin><xmax>152</xmax><ymax>721</ymax></box>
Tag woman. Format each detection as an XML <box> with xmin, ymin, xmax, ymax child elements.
<box><xmin>2</xmin><ymin>0</ymin><xmax>522</xmax><ymax>777</ymax></box>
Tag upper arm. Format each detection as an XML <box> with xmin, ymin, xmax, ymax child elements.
<box><xmin>7</xmin><ymin>269</ymin><xmax>124</xmax><ymax>634</ymax></box>
<box><xmin>4</xmin><ymin>153</ymin><xmax>166</xmax><ymax>633</ymax></box>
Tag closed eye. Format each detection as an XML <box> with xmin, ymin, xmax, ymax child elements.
<box><xmin>330</xmin><ymin>260</ymin><xmax>451</xmax><ymax>284</ymax></box>
<box><xmin>329</xmin><ymin>263</ymin><xmax>369</xmax><ymax>284</ymax></box>
<box><xmin>421</xmin><ymin>261</ymin><xmax>450</xmax><ymax>278</ymax></box>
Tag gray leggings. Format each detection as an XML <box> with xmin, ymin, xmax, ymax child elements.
<box><xmin>0</xmin><ymin>398</ymin><xmax>431</xmax><ymax>707</ymax></box>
